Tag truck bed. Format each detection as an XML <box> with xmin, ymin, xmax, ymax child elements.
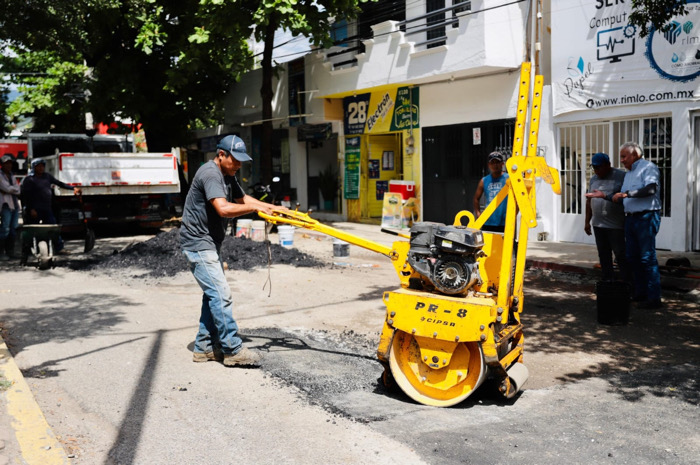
<box><xmin>49</xmin><ymin>152</ymin><xmax>180</xmax><ymax>196</ymax></box>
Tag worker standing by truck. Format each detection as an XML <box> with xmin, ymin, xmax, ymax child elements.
<box><xmin>180</xmin><ymin>135</ymin><xmax>287</xmax><ymax>367</ymax></box>
<box><xmin>21</xmin><ymin>158</ymin><xmax>82</xmax><ymax>253</ymax></box>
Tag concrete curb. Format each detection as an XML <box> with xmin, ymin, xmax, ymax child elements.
<box><xmin>527</xmin><ymin>259</ymin><xmax>589</xmax><ymax>276</ymax></box>
<box><xmin>526</xmin><ymin>259</ymin><xmax>700</xmax><ymax>303</ymax></box>
<box><xmin>0</xmin><ymin>340</ymin><xmax>70</xmax><ymax>464</ymax></box>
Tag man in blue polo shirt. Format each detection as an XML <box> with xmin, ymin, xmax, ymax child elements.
<box><xmin>612</xmin><ymin>142</ymin><xmax>662</xmax><ymax>309</ymax></box>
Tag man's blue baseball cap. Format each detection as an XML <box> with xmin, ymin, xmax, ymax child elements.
<box><xmin>31</xmin><ymin>158</ymin><xmax>46</xmax><ymax>168</ymax></box>
<box><xmin>591</xmin><ymin>153</ymin><xmax>610</xmax><ymax>166</ymax></box>
<box><xmin>216</xmin><ymin>135</ymin><xmax>252</xmax><ymax>162</ymax></box>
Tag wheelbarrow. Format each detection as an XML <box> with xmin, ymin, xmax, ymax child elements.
<box><xmin>19</xmin><ymin>224</ymin><xmax>62</xmax><ymax>270</ymax></box>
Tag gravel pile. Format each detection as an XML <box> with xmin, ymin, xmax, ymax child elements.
<box><xmin>66</xmin><ymin>227</ymin><xmax>325</xmax><ymax>278</ymax></box>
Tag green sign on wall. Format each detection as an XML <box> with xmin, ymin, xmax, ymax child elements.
<box><xmin>344</xmin><ymin>137</ymin><xmax>361</xmax><ymax>199</ymax></box>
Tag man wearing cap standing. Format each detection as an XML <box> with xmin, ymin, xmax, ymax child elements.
<box><xmin>180</xmin><ymin>135</ymin><xmax>285</xmax><ymax>367</ymax></box>
<box><xmin>0</xmin><ymin>155</ymin><xmax>21</xmax><ymax>260</ymax></box>
<box><xmin>612</xmin><ymin>142</ymin><xmax>663</xmax><ymax>309</ymax></box>
<box><xmin>20</xmin><ymin>158</ymin><xmax>82</xmax><ymax>253</ymax></box>
<box><xmin>584</xmin><ymin>152</ymin><xmax>627</xmax><ymax>282</ymax></box>
<box><xmin>473</xmin><ymin>151</ymin><xmax>509</xmax><ymax>233</ymax></box>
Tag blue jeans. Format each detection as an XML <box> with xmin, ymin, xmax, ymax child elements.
<box><xmin>0</xmin><ymin>204</ymin><xmax>19</xmax><ymax>240</ymax></box>
<box><xmin>183</xmin><ymin>249</ymin><xmax>242</xmax><ymax>355</ymax></box>
<box><xmin>593</xmin><ymin>226</ymin><xmax>627</xmax><ymax>282</ymax></box>
<box><xmin>625</xmin><ymin>211</ymin><xmax>661</xmax><ymax>302</ymax></box>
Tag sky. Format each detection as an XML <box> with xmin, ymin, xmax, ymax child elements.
<box><xmin>251</xmin><ymin>28</ymin><xmax>312</xmax><ymax>64</ymax></box>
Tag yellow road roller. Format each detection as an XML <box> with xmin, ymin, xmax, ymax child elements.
<box><xmin>260</xmin><ymin>63</ymin><xmax>560</xmax><ymax>406</ymax></box>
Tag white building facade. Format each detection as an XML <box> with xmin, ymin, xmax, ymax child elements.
<box><xmin>219</xmin><ymin>0</ymin><xmax>699</xmax><ymax>250</ymax></box>
<box><xmin>223</xmin><ymin>0</ymin><xmax>549</xmax><ymax>225</ymax></box>
<box><xmin>549</xmin><ymin>0</ymin><xmax>700</xmax><ymax>251</ymax></box>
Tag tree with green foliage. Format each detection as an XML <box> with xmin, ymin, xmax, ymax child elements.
<box><xmin>629</xmin><ymin>0</ymin><xmax>689</xmax><ymax>37</ymax></box>
<box><xmin>231</xmin><ymin>0</ymin><xmax>370</xmax><ymax>183</ymax></box>
<box><xmin>0</xmin><ymin>0</ymin><xmax>370</xmax><ymax>170</ymax></box>
<box><xmin>0</xmin><ymin>0</ymin><xmax>253</xmax><ymax>150</ymax></box>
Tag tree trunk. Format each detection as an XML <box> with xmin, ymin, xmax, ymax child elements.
<box><xmin>143</xmin><ymin>128</ymin><xmax>173</xmax><ymax>153</ymax></box>
<box><xmin>260</xmin><ymin>17</ymin><xmax>278</xmax><ymax>185</ymax></box>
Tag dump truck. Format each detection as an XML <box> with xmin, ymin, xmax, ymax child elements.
<box><xmin>261</xmin><ymin>63</ymin><xmax>561</xmax><ymax>406</ymax></box>
<box><xmin>26</xmin><ymin>133</ymin><xmax>183</xmax><ymax>231</ymax></box>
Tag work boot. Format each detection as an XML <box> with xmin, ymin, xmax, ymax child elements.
<box><xmin>223</xmin><ymin>348</ymin><xmax>262</xmax><ymax>367</ymax></box>
<box><xmin>192</xmin><ymin>349</ymin><xmax>224</xmax><ymax>363</ymax></box>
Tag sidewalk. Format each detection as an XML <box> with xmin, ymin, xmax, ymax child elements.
<box><xmin>0</xmin><ymin>341</ymin><xmax>70</xmax><ymax>464</ymax></box>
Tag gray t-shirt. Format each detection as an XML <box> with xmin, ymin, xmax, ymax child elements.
<box><xmin>180</xmin><ymin>161</ymin><xmax>245</xmax><ymax>251</ymax></box>
<box><xmin>587</xmin><ymin>168</ymin><xmax>625</xmax><ymax>229</ymax></box>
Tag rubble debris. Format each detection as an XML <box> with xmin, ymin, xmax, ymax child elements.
<box><xmin>63</xmin><ymin>227</ymin><xmax>325</xmax><ymax>278</ymax></box>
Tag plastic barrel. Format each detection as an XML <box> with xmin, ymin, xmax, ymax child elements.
<box><xmin>236</xmin><ymin>219</ymin><xmax>253</xmax><ymax>238</ymax></box>
<box><xmin>596</xmin><ymin>281</ymin><xmax>631</xmax><ymax>325</ymax></box>
<box><xmin>251</xmin><ymin>220</ymin><xmax>266</xmax><ymax>241</ymax></box>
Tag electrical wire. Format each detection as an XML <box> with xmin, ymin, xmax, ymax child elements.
<box><xmin>261</xmin><ymin>0</ymin><xmax>526</xmax><ymax>61</ymax></box>
<box><xmin>254</xmin><ymin>0</ymin><xmax>431</xmax><ymax>58</ymax></box>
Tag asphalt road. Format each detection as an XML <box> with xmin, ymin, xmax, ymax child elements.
<box><xmin>0</xmin><ymin>231</ymin><xmax>698</xmax><ymax>464</ymax></box>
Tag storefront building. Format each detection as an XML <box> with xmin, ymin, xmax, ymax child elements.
<box><xmin>221</xmin><ymin>1</ymin><xmax>536</xmax><ymax>225</ymax></box>
<box><xmin>550</xmin><ymin>0</ymin><xmax>700</xmax><ymax>251</ymax></box>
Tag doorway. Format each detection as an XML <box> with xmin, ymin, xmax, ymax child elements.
<box><xmin>421</xmin><ymin>119</ymin><xmax>514</xmax><ymax>224</ymax></box>
<box><xmin>362</xmin><ymin>134</ymin><xmax>402</xmax><ymax>218</ymax></box>
<box><xmin>307</xmin><ymin>135</ymin><xmax>339</xmax><ymax>211</ymax></box>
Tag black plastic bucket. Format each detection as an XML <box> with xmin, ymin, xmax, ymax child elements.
<box><xmin>596</xmin><ymin>281</ymin><xmax>631</xmax><ymax>325</ymax></box>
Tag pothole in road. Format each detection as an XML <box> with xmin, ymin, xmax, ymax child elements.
<box><xmin>244</xmin><ymin>327</ymin><xmax>396</xmax><ymax>420</ymax></box>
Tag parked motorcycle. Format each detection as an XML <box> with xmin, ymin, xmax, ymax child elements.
<box><xmin>250</xmin><ymin>176</ymin><xmax>281</xmax><ymax>204</ymax></box>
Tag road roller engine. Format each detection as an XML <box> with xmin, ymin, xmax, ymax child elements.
<box><xmin>260</xmin><ymin>63</ymin><xmax>561</xmax><ymax>407</ymax></box>
<box><xmin>406</xmin><ymin>223</ymin><xmax>485</xmax><ymax>296</ymax></box>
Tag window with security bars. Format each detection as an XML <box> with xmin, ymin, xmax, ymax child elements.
<box><xmin>642</xmin><ymin>117</ymin><xmax>672</xmax><ymax>216</ymax></box>
<box><xmin>559</xmin><ymin>126</ymin><xmax>583</xmax><ymax>214</ymax></box>
<box><xmin>558</xmin><ymin>116</ymin><xmax>672</xmax><ymax>217</ymax></box>
<box><xmin>452</xmin><ymin>0</ymin><xmax>471</xmax><ymax>28</ymax></box>
<box><xmin>425</xmin><ymin>0</ymin><xmax>472</xmax><ymax>47</ymax></box>
<box><xmin>426</xmin><ymin>0</ymin><xmax>447</xmax><ymax>48</ymax></box>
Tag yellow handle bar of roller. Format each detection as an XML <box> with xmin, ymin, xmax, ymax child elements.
<box><xmin>259</xmin><ymin>209</ymin><xmax>399</xmax><ymax>258</ymax></box>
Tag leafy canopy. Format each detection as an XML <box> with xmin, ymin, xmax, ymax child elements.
<box><xmin>0</xmin><ymin>0</ymin><xmax>254</xmax><ymax>149</ymax></box>
<box><xmin>629</xmin><ymin>0</ymin><xmax>689</xmax><ymax>38</ymax></box>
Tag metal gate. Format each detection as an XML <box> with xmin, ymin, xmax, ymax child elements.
<box><xmin>421</xmin><ymin>119</ymin><xmax>514</xmax><ymax>224</ymax></box>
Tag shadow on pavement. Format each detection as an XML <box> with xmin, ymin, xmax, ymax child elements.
<box><xmin>523</xmin><ymin>272</ymin><xmax>699</xmax><ymax>405</ymax></box>
<box><xmin>0</xmin><ymin>293</ymin><xmax>134</xmax><ymax>356</ymax></box>
<box><xmin>106</xmin><ymin>329</ymin><xmax>164</xmax><ymax>465</ymax></box>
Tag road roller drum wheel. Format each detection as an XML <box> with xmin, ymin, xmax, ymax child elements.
<box><xmin>389</xmin><ymin>330</ymin><xmax>486</xmax><ymax>407</ymax></box>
